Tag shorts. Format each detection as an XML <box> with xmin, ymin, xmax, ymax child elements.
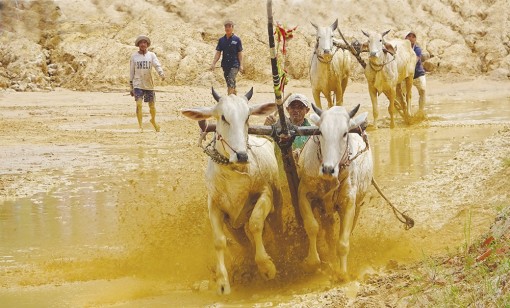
<box><xmin>134</xmin><ymin>88</ymin><xmax>156</xmax><ymax>103</ymax></box>
<box><xmin>413</xmin><ymin>75</ymin><xmax>426</xmax><ymax>92</ymax></box>
<box><xmin>223</xmin><ymin>67</ymin><xmax>239</xmax><ymax>89</ymax></box>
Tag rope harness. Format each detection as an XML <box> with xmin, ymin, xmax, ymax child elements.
<box><xmin>369</xmin><ymin>49</ymin><xmax>396</xmax><ymax>71</ymax></box>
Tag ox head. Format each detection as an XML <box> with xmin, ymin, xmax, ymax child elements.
<box><xmin>311</xmin><ymin>19</ymin><xmax>338</xmax><ymax>62</ymax></box>
<box><xmin>181</xmin><ymin>87</ymin><xmax>276</xmax><ymax>164</ymax></box>
<box><xmin>361</xmin><ymin>30</ymin><xmax>397</xmax><ymax>62</ymax></box>
<box><xmin>310</xmin><ymin>103</ymin><xmax>367</xmax><ymax>177</ymax></box>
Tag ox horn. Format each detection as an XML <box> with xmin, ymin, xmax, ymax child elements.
<box><xmin>244</xmin><ymin>87</ymin><xmax>253</xmax><ymax>101</ymax></box>
<box><xmin>382</xmin><ymin>29</ymin><xmax>391</xmax><ymax>37</ymax></box>
<box><xmin>211</xmin><ymin>87</ymin><xmax>221</xmax><ymax>102</ymax></box>
<box><xmin>330</xmin><ymin>19</ymin><xmax>338</xmax><ymax>31</ymax></box>
<box><xmin>310</xmin><ymin>21</ymin><xmax>318</xmax><ymax>31</ymax></box>
<box><xmin>362</xmin><ymin>30</ymin><xmax>370</xmax><ymax>37</ymax></box>
<box><xmin>312</xmin><ymin>103</ymin><xmax>323</xmax><ymax>116</ymax></box>
<box><xmin>348</xmin><ymin>104</ymin><xmax>361</xmax><ymax>118</ymax></box>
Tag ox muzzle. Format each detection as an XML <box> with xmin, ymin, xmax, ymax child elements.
<box><xmin>235</xmin><ymin>151</ymin><xmax>248</xmax><ymax>163</ymax></box>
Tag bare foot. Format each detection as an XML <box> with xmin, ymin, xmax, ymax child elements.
<box><xmin>150</xmin><ymin>119</ymin><xmax>160</xmax><ymax>132</ymax></box>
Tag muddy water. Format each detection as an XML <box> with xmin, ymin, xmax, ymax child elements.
<box><xmin>1</xmin><ymin>96</ymin><xmax>509</xmax><ymax>307</ymax></box>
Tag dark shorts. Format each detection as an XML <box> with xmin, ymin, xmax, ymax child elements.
<box><xmin>134</xmin><ymin>88</ymin><xmax>155</xmax><ymax>103</ymax></box>
<box><xmin>223</xmin><ymin>67</ymin><xmax>239</xmax><ymax>89</ymax></box>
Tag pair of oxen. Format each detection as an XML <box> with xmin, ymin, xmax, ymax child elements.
<box><xmin>182</xmin><ymin>85</ymin><xmax>372</xmax><ymax>294</ymax></box>
<box><xmin>310</xmin><ymin>20</ymin><xmax>417</xmax><ymax>129</ymax></box>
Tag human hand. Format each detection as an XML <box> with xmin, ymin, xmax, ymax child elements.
<box><xmin>264</xmin><ymin>115</ymin><xmax>276</xmax><ymax>126</ymax></box>
<box><xmin>239</xmin><ymin>65</ymin><xmax>244</xmax><ymax>73</ymax></box>
<box><xmin>210</xmin><ymin>64</ymin><xmax>215</xmax><ymax>71</ymax></box>
<box><xmin>130</xmin><ymin>90</ymin><xmax>134</xmax><ymax>97</ymax></box>
<box><xmin>161</xmin><ymin>75</ymin><xmax>166</xmax><ymax>81</ymax></box>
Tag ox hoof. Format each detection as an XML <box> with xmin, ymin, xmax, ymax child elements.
<box><xmin>332</xmin><ymin>270</ymin><xmax>349</xmax><ymax>283</ymax></box>
<box><xmin>414</xmin><ymin>110</ymin><xmax>427</xmax><ymax>120</ymax></box>
<box><xmin>216</xmin><ymin>280</ymin><xmax>231</xmax><ymax>295</ymax></box>
<box><xmin>258</xmin><ymin>259</ymin><xmax>276</xmax><ymax>280</ymax></box>
<box><xmin>304</xmin><ymin>254</ymin><xmax>321</xmax><ymax>269</ymax></box>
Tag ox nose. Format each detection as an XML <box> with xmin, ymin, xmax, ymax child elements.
<box><xmin>236</xmin><ymin>152</ymin><xmax>248</xmax><ymax>163</ymax></box>
<box><xmin>369</xmin><ymin>51</ymin><xmax>378</xmax><ymax>57</ymax></box>
<box><xmin>321</xmin><ymin>165</ymin><xmax>335</xmax><ymax>176</ymax></box>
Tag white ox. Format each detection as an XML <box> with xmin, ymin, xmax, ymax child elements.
<box><xmin>362</xmin><ymin>30</ymin><xmax>415</xmax><ymax>128</ymax></box>
<box><xmin>310</xmin><ymin>19</ymin><xmax>351</xmax><ymax>109</ymax></box>
<box><xmin>297</xmin><ymin>104</ymin><xmax>373</xmax><ymax>280</ymax></box>
<box><xmin>181</xmin><ymin>88</ymin><xmax>282</xmax><ymax>295</ymax></box>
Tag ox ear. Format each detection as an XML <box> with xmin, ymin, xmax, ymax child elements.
<box><xmin>310</xmin><ymin>113</ymin><xmax>321</xmax><ymax>125</ymax></box>
<box><xmin>211</xmin><ymin>87</ymin><xmax>221</xmax><ymax>102</ymax></box>
<box><xmin>249</xmin><ymin>103</ymin><xmax>277</xmax><ymax>116</ymax></box>
<box><xmin>311</xmin><ymin>103</ymin><xmax>323</xmax><ymax>117</ymax></box>
<box><xmin>384</xmin><ymin>42</ymin><xmax>397</xmax><ymax>55</ymax></box>
<box><xmin>244</xmin><ymin>87</ymin><xmax>254</xmax><ymax>101</ymax></box>
<box><xmin>349</xmin><ymin>111</ymin><xmax>368</xmax><ymax>130</ymax></box>
<box><xmin>362</xmin><ymin>30</ymin><xmax>370</xmax><ymax>37</ymax></box>
<box><xmin>310</xmin><ymin>21</ymin><xmax>318</xmax><ymax>31</ymax></box>
<box><xmin>361</xmin><ymin>42</ymin><xmax>369</xmax><ymax>52</ymax></box>
<box><xmin>181</xmin><ymin>106</ymin><xmax>214</xmax><ymax>121</ymax></box>
<box><xmin>330</xmin><ymin>19</ymin><xmax>338</xmax><ymax>31</ymax></box>
<box><xmin>348</xmin><ymin>104</ymin><xmax>360</xmax><ymax>118</ymax></box>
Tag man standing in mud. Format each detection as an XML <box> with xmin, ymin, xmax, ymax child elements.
<box><xmin>210</xmin><ymin>20</ymin><xmax>244</xmax><ymax>95</ymax></box>
<box><xmin>130</xmin><ymin>35</ymin><xmax>165</xmax><ymax>132</ymax></box>
<box><xmin>405</xmin><ymin>31</ymin><xmax>427</xmax><ymax>119</ymax></box>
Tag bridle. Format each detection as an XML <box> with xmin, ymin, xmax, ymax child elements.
<box><xmin>314</xmin><ymin>127</ymin><xmax>370</xmax><ymax>173</ymax></box>
<box><xmin>201</xmin><ymin>131</ymin><xmax>251</xmax><ymax>166</ymax></box>
<box><xmin>368</xmin><ymin>48</ymin><xmax>396</xmax><ymax>71</ymax></box>
<box><xmin>314</xmin><ymin>39</ymin><xmax>339</xmax><ymax>64</ymax></box>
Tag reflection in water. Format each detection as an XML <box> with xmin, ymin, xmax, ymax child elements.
<box><xmin>369</xmin><ymin>125</ymin><xmax>501</xmax><ymax>185</ymax></box>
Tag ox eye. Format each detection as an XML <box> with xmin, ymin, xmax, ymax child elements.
<box><xmin>343</xmin><ymin>132</ymin><xmax>348</xmax><ymax>138</ymax></box>
<box><xmin>221</xmin><ymin>115</ymin><xmax>229</xmax><ymax>125</ymax></box>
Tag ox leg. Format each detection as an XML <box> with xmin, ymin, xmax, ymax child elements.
<box><xmin>248</xmin><ymin>187</ymin><xmax>276</xmax><ymax>280</ymax></box>
<box><xmin>335</xmin><ymin>88</ymin><xmax>344</xmax><ymax>107</ymax></box>
<box><xmin>322</xmin><ymin>207</ymin><xmax>340</xmax><ymax>274</ymax></box>
<box><xmin>312</xmin><ymin>90</ymin><xmax>322</xmax><ymax>109</ymax></box>
<box><xmin>336</xmin><ymin>196</ymin><xmax>357</xmax><ymax>281</ymax></box>
<box><xmin>209</xmin><ymin>203</ymin><xmax>231</xmax><ymax>295</ymax></box>
<box><xmin>298</xmin><ymin>187</ymin><xmax>321</xmax><ymax>268</ymax></box>
<box><xmin>368</xmin><ymin>85</ymin><xmax>379</xmax><ymax>129</ymax></box>
<box><xmin>388</xmin><ymin>90</ymin><xmax>396</xmax><ymax>129</ymax></box>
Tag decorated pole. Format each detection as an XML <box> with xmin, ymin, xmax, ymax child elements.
<box><xmin>267</xmin><ymin>0</ymin><xmax>301</xmax><ymax>222</ymax></box>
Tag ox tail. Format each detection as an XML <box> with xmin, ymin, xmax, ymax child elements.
<box><xmin>371</xmin><ymin>178</ymin><xmax>414</xmax><ymax>230</ymax></box>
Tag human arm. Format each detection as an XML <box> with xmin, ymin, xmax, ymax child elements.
<box><xmin>211</xmin><ymin>51</ymin><xmax>221</xmax><ymax>70</ymax></box>
<box><xmin>238</xmin><ymin>51</ymin><xmax>244</xmax><ymax>73</ymax></box>
<box><xmin>129</xmin><ymin>56</ymin><xmax>135</xmax><ymax>96</ymax></box>
<box><xmin>152</xmin><ymin>53</ymin><xmax>166</xmax><ymax>81</ymax></box>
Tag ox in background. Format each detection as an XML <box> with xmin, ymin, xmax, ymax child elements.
<box><xmin>310</xmin><ymin>19</ymin><xmax>351</xmax><ymax>109</ymax></box>
<box><xmin>361</xmin><ymin>30</ymin><xmax>416</xmax><ymax>129</ymax></box>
